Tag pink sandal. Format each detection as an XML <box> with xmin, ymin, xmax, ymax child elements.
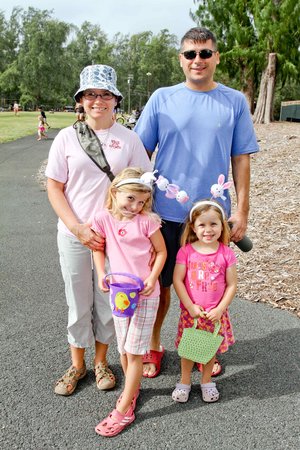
<box><xmin>117</xmin><ymin>386</ymin><xmax>140</xmax><ymax>410</ymax></box>
<box><xmin>95</xmin><ymin>408</ymin><xmax>135</xmax><ymax>437</ymax></box>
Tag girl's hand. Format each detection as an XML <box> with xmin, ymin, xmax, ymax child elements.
<box><xmin>188</xmin><ymin>304</ymin><xmax>206</xmax><ymax>319</ymax></box>
<box><xmin>97</xmin><ymin>273</ymin><xmax>110</xmax><ymax>293</ymax></box>
<box><xmin>140</xmin><ymin>276</ymin><xmax>156</xmax><ymax>296</ymax></box>
<box><xmin>205</xmin><ymin>307</ymin><xmax>223</xmax><ymax>323</ymax></box>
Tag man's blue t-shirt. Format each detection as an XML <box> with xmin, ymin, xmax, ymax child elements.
<box><xmin>135</xmin><ymin>82</ymin><xmax>259</xmax><ymax>222</ymax></box>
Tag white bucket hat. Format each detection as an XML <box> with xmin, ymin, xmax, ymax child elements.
<box><xmin>74</xmin><ymin>64</ymin><xmax>123</xmax><ymax>102</ymax></box>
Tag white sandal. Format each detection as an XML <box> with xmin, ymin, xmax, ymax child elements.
<box><xmin>172</xmin><ymin>383</ymin><xmax>191</xmax><ymax>403</ymax></box>
<box><xmin>201</xmin><ymin>382</ymin><xmax>219</xmax><ymax>403</ymax></box>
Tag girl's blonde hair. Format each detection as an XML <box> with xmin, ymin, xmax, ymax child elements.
<box><xmin>181</xmin><ymin>200</ymin><xmax>230</xmax><ymax>246</ymax></box>
<box><xmin>106</xmin><ymin>167</ymin><xmax>161</xmax><ymax>222</ymax></box>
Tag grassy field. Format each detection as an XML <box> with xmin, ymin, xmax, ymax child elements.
<box><xmin>0</xmin><ymin>111</ymin><xmax>77</xmax><ymax>144</ymax></box>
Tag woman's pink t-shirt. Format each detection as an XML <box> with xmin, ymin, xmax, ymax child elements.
<box><xmin>45</xmin><ymin>123</ymin><xmax>152</xmax><ymax>236</ymax></box>
<box><xmin>176</xmin><ymin>242</ymin><xmax>237</xmax><ymax>311</ymax></box>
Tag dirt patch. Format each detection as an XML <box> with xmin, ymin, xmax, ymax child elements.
<box><xmin>235</xmin><ymin>122</ymin><xmax>300</xmax><ymax>318</ymax></box>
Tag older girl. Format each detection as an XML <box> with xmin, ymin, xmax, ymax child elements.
<box><xmin>92</xmin><ymin>167</ymin><xmax>167</xmax><ymax>437</ymax></box>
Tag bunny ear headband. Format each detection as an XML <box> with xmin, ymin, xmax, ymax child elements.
<box><xmin>115</xmin><ymin>171</ymin><xmax>189</xmax><ymax>198</ymax></box>
<box><xmin>189</xmin><ymin>174</ymin><xmax>233</xmax><ymax>220</ymax></box>
<box><xmin>116</xmin><ymin>171</ymin><xmax>233</xmax><ymax>213</ymax></box>
<box><xmin>118</xmin><ymin>170</ymin><xmax>190</xmax><ymax>203</ymax></box>
<box><xmin>115</xmin><ymin>171</ymin><xmax>158</xmax><ymax>190</ymax></box>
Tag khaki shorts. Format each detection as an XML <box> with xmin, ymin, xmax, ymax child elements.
<box><xmin>57</xmin><ymin>232</ymin><xmax>115</xmax><ymax>347</ymax></box>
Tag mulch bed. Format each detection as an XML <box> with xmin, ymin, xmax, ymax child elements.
<box><xmin>235</xmin><ymin>122</ymin><xmax>300</xmax><ymax>318</ymax></box>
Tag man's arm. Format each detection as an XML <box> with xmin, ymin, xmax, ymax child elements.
<box><xmin>229</xmin><ymin>153</ymin><xmax>250</xmax><ymax>242</ymax></box>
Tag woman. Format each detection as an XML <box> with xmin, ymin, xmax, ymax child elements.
<box><xmin>45</xmin><ymin>64</ymin><xmax>152</xmax><ymax>396</ymax></box>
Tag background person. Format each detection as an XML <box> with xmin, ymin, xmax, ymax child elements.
<box><xmin>37</xmin><ymin>113</ymin><xmax>48</xmax><ymax>140</ymax></box>
<box><xmin>75</xmin><ymin>103</ymin><xmax>85</xmax><ymax>122</ymax></box>
<box><xmin>135</xmin><ymin>26</ymin><xmax>259</xmax><ymax>378</ymax></box>
<box><xmin>38</xmin><ymin>107</ymin><xmax>50</xmax><ymax>129</ymax></box>
<box><xmin>45</xmin><ymin>64</ymin><xmax>152</xmax><ymax>396</ymax></box>
<box><xmin>13</xmin><ymin>102</ymin><xmax>19</xmax><ymax>116</ymax></box>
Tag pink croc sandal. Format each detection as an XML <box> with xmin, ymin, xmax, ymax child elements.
<box><xmin>117</xmin><ymin>386</ymin><xmax>140</xmax><ymax>410</ymax></box>
<box><xmin>95</xmin><ymin>408</ymin><xmax>135</xmax><ymax>437</ymax></box>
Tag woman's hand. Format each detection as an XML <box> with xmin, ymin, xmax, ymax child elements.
<box><xmin>72</xmin><ymin>223</ymin><xmax>105</xmax><ymax>251</ymax></box>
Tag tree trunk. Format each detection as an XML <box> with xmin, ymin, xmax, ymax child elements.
<box><xmin>242</xmin><ymin>76</ymin><xmax>255</xmax><ymax>114</ymax></box>
<box><xmin>253</xmin><ymin>53</ymin><xmax>277</xmax><ymax>124</ymax></box>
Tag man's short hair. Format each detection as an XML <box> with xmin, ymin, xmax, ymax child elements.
<box><xmin>180</xmin><ymin>27</ymin><xmax>217</xmax><ymax>50</ymax></box>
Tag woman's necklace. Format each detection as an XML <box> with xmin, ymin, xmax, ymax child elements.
<box><xmin>92</xmin><ymin>120</ymin><xmax>114</xmax><ymax>148</ymax></box>
<box><xmin>97</xmin><ymin>127</ymin><xmax>111</xmax><ymax>148</ymax></box>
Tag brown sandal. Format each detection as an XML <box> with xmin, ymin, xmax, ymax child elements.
<box><xmin>54</xmin><ymin>361</ymin><xmax>87</xmax><ymax>396</ymax></box>
<box><xmin>94</xmin><ymin>361</ymin><xmax>116</xmax><ymax>390</ymax></box>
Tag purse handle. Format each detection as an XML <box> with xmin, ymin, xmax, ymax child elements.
<box><xmin>103</xmin><ymin>272</ymin><xmax>144</xmax><ymax>291</ymax></box>
<box><xmin>193</xmin><ymin>318</ymin><xmax>221</xmax><ymax>336</ymax></box>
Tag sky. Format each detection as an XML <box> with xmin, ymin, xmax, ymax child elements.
<box><xmin>2</xmin><ymin>0</ymin><xmax>197</xmax><ymax>41</ymax></box>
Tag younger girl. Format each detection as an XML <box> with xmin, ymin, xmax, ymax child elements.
<box><xmin>172</xmin><ymin>200</ymin><xmax>237</xmax><ymax>403</ymax></box>
<box><xmin>92</xmin><ymin>167</ymin><xmax>167</xmax><ymax>437</ymax></box>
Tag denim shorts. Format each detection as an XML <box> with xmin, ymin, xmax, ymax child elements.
<box><xmin>160</xmin><ymin>220</ymin><xmax>184</xmax><ymax>288</ymax></box>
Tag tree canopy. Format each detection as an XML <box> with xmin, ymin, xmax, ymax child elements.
<box><xmin>0</xmin><ymin>7</ymin><xmax>182</xmax><ymax>111</ymax></box>
<box><xmin>0</xmin><ymin>3</ymin><xmax>298</xmax><ymax>120</ymax></box>
<box><xmin>191</xmin><ymin>0</ymin><xmax>300</xmax><ymax>122</ymax></box>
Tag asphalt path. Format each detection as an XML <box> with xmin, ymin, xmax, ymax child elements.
<box><xmin>1</xmin><ymin>131</ymin><xmax>299</xmax><ymax>450</ymax></box>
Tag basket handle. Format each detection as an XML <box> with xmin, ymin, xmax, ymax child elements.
<box><xmin>193</xmin><ymin>318</ymin><xmax>221</xmax><ymax>336</ymax></box>
<box><xmin>103</xmin><ymin>272</ymin><xmax>144</xmax><ymax>291</ymax></box>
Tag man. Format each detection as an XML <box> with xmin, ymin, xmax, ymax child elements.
<box><xmin>134</xmin><ymin>27</ymin><xmax>259</xmax><ymax>378</ymax></box>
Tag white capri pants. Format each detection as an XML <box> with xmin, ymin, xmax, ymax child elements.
<box><xmin>57</xmin><ymin>232</ymin><xmax>115</xmax><ymax>348</ymax></box>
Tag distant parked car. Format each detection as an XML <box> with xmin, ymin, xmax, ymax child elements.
<box><xmin>64</xmin><ymin>105</ymin><xmax>75</xmax><ymax>112</ymax></box>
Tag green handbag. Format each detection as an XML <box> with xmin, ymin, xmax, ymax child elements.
<box><xmin>178</xmin><ymin>318</ymin><xmax>224</xmax><ymax>364</ymax></box>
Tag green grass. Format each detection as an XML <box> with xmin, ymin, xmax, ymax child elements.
<box><xmin>0</xmin><ymin>111</ymin><xmax>129</xmax><ymax>143</ymax></box>
<box><xmin>0</xmin><ymin>111</ymin><xmax>77</xmax><ymax>144</ymax></box>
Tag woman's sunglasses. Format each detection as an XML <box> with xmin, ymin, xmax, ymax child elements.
<box><xmin>181</xmin><ymin>49</ymin><xmax>216</xmax><ymax>60</ymax></box>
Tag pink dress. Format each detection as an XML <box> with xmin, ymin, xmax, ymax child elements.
<box><xmin>175</xmin><ymin>242</ymin><xmax>236</xmax><ymax>353</ymax></box>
